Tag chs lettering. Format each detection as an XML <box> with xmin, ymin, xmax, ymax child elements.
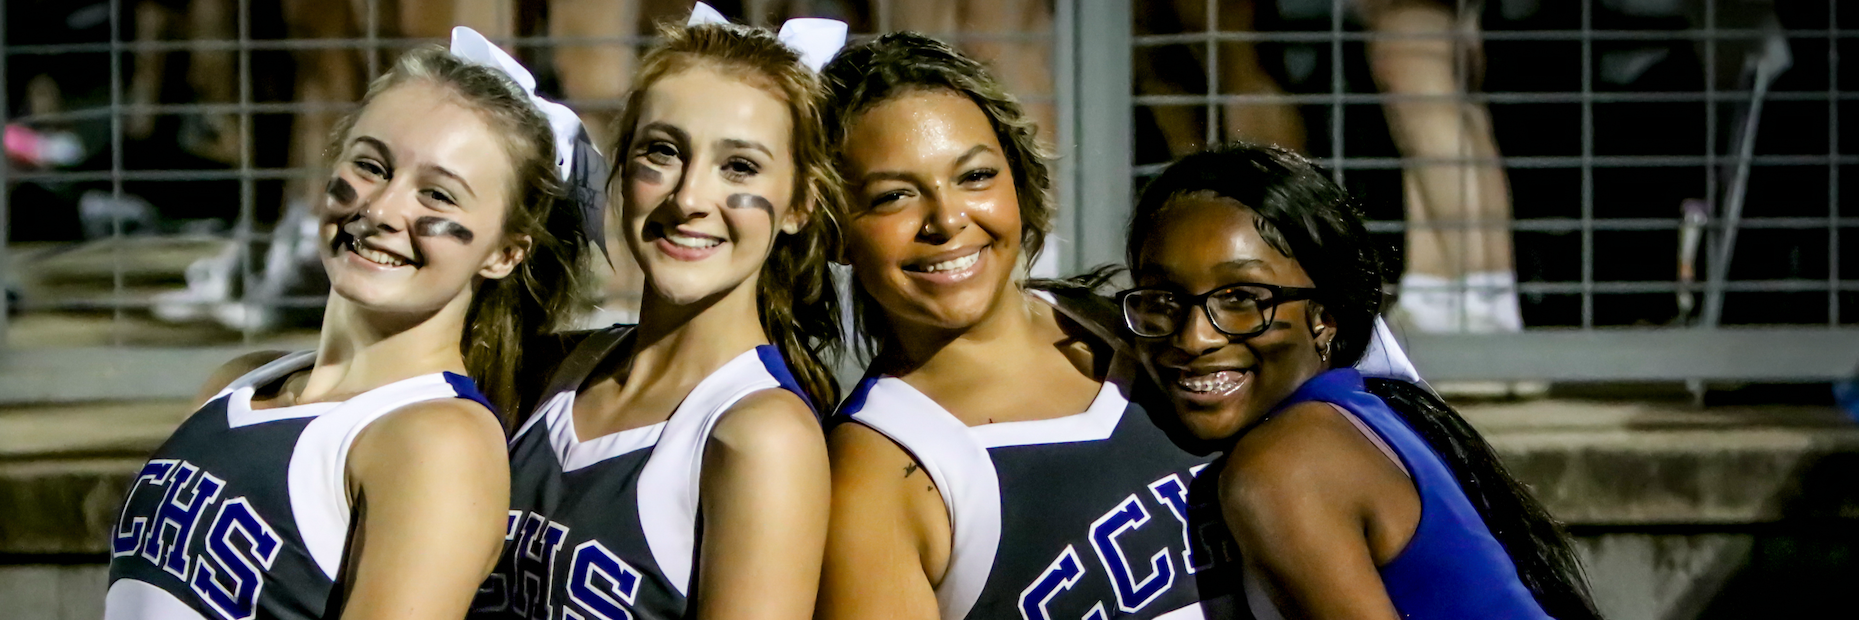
<box><xmin>114</xmin><ymin>459</ymin><xmax>281</xmax><ymax>620</ymax></box>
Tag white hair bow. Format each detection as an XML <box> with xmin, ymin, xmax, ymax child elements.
<box><xmin>1356</xmin><ymin>316</ymin><xmax>1430</xmax><ymax>389</ymax></box>
<box><xmin>687</xmin><ymin>2</ymin><xmax>848</xmax><ymax>73</ymax></box>
<box><xmin>448</xmin><ymin>26</ymin><xmax>610</xmax><ymax>256</ymax></box>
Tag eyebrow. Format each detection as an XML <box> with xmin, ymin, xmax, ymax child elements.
<box><xmin>1218</xmin><ymin>258</ymin><xmax>1268</xmax><ymax>270</ymax></box>
<box><xmin>428</xmin><ymin>166</ymin><xmax>477</xmax><ymax>199</ymax></box>
<box><xmin>858</xmin><ymin>170</ymin><xmax>919</xmax><ymax>185</ymax></box>
<box><xmin>639</xmin><ymin>122</ymin><xmax>691</xmax><ymax>146</ymax></box>
<box><xmin>952</xmin><ymin>144</ymin><xmax>994</xmax><ymax>168</ymax></box>
<box><xmin>720</xmin><ymin>138</ymin><xmax>773</xmax><ymax>157</ymax></box>
<box><xmin>352</xmin><ymin>136</ymin><xmax>396</xmax><ymax>170</ymax></box>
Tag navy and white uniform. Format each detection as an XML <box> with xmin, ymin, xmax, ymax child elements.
<box><xmin>470</xmin><ymin>325</ymin><xmax>812</xmax><ymax>620</ymax></box>
<box><xmin>105</xmin><ymin>351</ymin><xmax>496</xmax><ymax>620</ymax></box>
<box><xmin>835</xmin><ymin>292</ymin><xmax>1232</xmax><ymax>620</ymax></box>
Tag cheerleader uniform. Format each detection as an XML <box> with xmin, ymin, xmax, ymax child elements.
<box><xmin>469</xmin><ymin>325</ymin><xmax>812</xmax><ymax>620</ymax></box>
<box><xmin>836</xmin><ymin>292</ymin><xmax>1237</xmax><ymax>620</ymax></box>
<box><xmin>105</xmin><ymin>351</ymin><xmax>496</xmax><ymax>620</ymax></box>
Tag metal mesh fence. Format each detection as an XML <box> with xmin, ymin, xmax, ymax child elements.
<box><xmin>1126</xmin><ymin>0</ymin><xmax>1852</xmax><ymax>330</ymax></box>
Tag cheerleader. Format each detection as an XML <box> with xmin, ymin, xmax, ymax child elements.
<box><xmin>816</xmin><ymin>33</ymin><xmax>1222</xmax><ymax>620</ymax></box>
<box><xmin>1118</xmin><ymin>143</ymin><xmax>1600</xmax><ymax>620</ymax></box>
<box><xmin>105</xmin><ymin>28</ymin><xmax>595</xmax><ymax>620</ymax></box>
<box><xmin>467</xmin><ymin>5</ymin><xmax>847</xmax><ymax>620</ymax></box>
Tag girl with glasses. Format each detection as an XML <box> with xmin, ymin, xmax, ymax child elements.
<box><xmin>1121</xmin><ymin>142</ymin><xmax>1600</xmax><ymax>620</ymax></box>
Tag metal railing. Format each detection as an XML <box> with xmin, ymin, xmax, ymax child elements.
<box><xmin>1061</xmin><ymin>0</ymin><xmax>1857</xmax><ymax>383</ymax></box>
<box><xmin>2</xmin><ymin>0</ymin><xmax>1854</xmax><ymax>402</ymax></box>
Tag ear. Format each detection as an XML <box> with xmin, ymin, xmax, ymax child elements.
<box><xmin>479</xmin><ymin>232</ymin><xmax>532</xmax><ymax>280</ymax></box>
<box><xmin>779</xmin><ymin>198</ymin><xmax>810</xmax><ymax>235</ymax></box>
<box><xmin>1308</xmin><ymin>302</ymin><xmax>1338</xmax><ymax>350</ymax></box>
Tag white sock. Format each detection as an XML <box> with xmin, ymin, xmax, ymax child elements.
<box><xmin>1396</xmin><ymin>273</ymin><xmax>1464</xmax><ymax>333</ymax></box>
<box><xmin>1464</xmin><ymin>271</ymin><xmax>1524</xmax><ymax>333</ymax></box>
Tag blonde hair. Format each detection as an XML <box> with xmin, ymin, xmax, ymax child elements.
<box><xmin>606</xmin><ymin>20</ymin><xmax>847</xmax><ymax>410</ymax></box>
<box><xmin>329</xmin><ymin>46</ymin><xmax>591</xmax><ymax>423</ymax></box>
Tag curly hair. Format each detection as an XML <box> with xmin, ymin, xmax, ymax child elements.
<box><xmin>605</xmin><ymin>19</ymin><xmax>847</xmax><ymax>410</ymax></box>
<box><xmin>820</xmin><ymin>31</ymin><xmax>1054</xmax><ymax>357</ymax></box>
<box><xmin>328</xmin><ymin>46</ymin><xmax>592</xmax><ymax>424</ymax></box>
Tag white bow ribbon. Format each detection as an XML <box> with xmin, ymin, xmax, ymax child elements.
<box><xmin>1356</xmin><ymin>316</ymin><xmax>1428</xmax><ymax>388</ymax></box>
<box><xmin>686</xmin><ymin>2</ymin><xmax>848</xmax><ymax>73</ymax></box>
<box><xmin>448</xmin><ymin>26</ymin><xmax>610</xmax><ymax>257</ymax></box>
<box><xmin>449</xmin><ymin>27</ymin><xmax>586</xmax><ymax>182</ymax></box>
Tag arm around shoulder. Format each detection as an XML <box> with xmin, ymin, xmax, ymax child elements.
<box><xmin>339</xmin><ymin>398</ymin><xmax>511</xmax><ymax>620</ymax></box>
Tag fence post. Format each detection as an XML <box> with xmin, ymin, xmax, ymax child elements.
<box><xmin>1061</xmin><ymin>0</ymin><xmax>1133</xmax><ymax>275</ymax></box>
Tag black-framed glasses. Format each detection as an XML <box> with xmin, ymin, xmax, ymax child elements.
<box><xmin>1117</xmin><ymin>282</ymin><xmax>1321</xmax><ymax>339</ymax></box>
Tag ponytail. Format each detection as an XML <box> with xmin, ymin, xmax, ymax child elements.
<box><xmin>1364</xmin><ymin>378</ymin><xmax>1603</xmax><ymax>620</ymax></box>
<box><xmin>756</xmin><ymin>222</ymin><xmax>842</xmax><ymax>414</ymax></box>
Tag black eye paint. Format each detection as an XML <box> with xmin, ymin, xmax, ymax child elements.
<box><xmin>326</xmin><ymin>177</ymin><xmax>358</xmax><ymax>206</ymax></box>
<box><xmin>413</xmin><ymin>216</ymin><xmax>475</xmax><ymax>244</ymax></box>
<box><xmin>631</xmin><ymin>163</ymin><xmax>665</xmax><ymax>185</ymax></box>
<box><xmin>725</xmin><ymin>193</ymin><xmax>775</xmax><ymax>216</ymax></box>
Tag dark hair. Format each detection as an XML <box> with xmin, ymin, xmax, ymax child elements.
<box><xmin>330</xmin><ymin>47</ymin><xmax>590</xmax><ymax>423</ymax></box>
<box><xmin>820</xmin><ymin>31</ymin><xmax>1053</xmax><ymax>359</ymax></box>
<box><xmin>1129</xmin><ymin>143</ymin><xmax>1600</xmax><ymax>620</ymax></box>
<box><xmin>608</xmin><ymin>20</ymin><xmax>844</xmax><ymax>410</ymax></box>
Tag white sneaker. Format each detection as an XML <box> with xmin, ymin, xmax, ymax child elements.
<box><xmin>1395</xmin><ymin>273</ymin><xmax>1465</xmax><ymax>333</ymax></box>
<box><xmin>151</xmin><ymin>242</ymin><xmax>239</xmax><ymax>324</ymax></box>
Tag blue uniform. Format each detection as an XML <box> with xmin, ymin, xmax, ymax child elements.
<box><xmin>105</xmin><ymin>351</ymin><xmax>495</xmax><ymax>620</ymax></box>
<box><xmin>1236</xmin><ymin>368</ymin><xmax>1552</xmax><ymax>620</ymax></box>
<box><xmin>469</xmin><ymin>325</ymin><xmax>811</xmax><ymax>620</ymax></box>
<box><xmin>836</xmin><ymin>292</ymin><xmax>1234</xmax><ymax>620</ymax></box>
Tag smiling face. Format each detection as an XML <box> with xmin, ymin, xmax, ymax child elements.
<box><xmin>1129</xmin><ymin>194</ymin><xmax>1334</xmax><ymax>441</ymax></box>
<box><xmin>320</xmin><ymin>80</ymin><xmax>527</xmax><ymax>315</ymax></box>
<box><xmin>619</xmin><ymin>65</ymin><xmax>802</xmax><ymax>306</ymax></box>
<box><xmin>840</xmin><ymin>89</ymin><xmax>1022</xmax><ymax>334</ymax></box>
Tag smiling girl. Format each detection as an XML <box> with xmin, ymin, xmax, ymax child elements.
<box><xmin>817</xmin><ymin>33</ymin><xmax>1220</xmax><ymax>620</ymax></box>
<box><xmin>1121</xmin><ymin>143</ymin><xmax>1599</xmax><ymax>620</ymax></box>
<box><xmin>467</xmin><ymin>8</ymin><xmax>846</xmax><ymax>620</ymax></box>
<box><xmin>105</xmin><ymin>34</ymin><xmax>590</xmax><ymax>620</ymax></box>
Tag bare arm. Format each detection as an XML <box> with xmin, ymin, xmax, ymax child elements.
<box><xmin>692</xmin><ymin>389</ymin><xmax>832</xmax><ymax>620</ymax></box>
<box><xmin>192</xmin><ymin>351</ymin><xmax>292</xmax><ymax>409</ymax></box>
<box><xmin>1220</xmin><ymin>402</ymin><xmax>1420</xmax><ymax>620</ymax></box>
<box><xmin>338</xmin><ymin>399</ymin><xmax>511</xmax><ymax>620</ymax></box>
<box><xmin>815</xmin><ymin>423</ymin><xmax>948</xmax><ymax>620</ymax></box>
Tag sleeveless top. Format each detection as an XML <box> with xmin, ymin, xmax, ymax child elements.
<box><xmin>1240</xmin><ymin>368</ymin><xmax>1552</xmax><ymax>620</ymax></box>
<box><xmin>468</xmin><ymin>325</ymin><xmax>812</xmax><ymax>620</ymax></box>
<box><xmin>105</xmin><ymin>351</ymin><xmax>496</xmax><ymax>620</ymax></box>
<box><xmin>835</xmin><ymin>292</ymin><xmax>1233</xmax><ymax>620</ymax></box>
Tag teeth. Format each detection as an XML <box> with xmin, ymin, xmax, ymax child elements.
<box><xmin>350</xmin><ymin>241</ymin><xmax>408</xmax><ymax>267</ymax></box>
<box><xmin>922</xmin><ymin>251</ymin><xmax>980</xmax><ymax>273</ymax></box>
<box><xmin>1178</xmin><ymin>370</ymin><xmax>1244</xmax><ymax>394</ymax></box>
<box><xmin>667</xmin><ymin>232</ymin><xmax>721</xmax><ymax>249</ymax></box>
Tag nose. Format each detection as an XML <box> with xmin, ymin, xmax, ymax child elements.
<box><xmin>670</xmin><ymin>162</ymin><xmax>715</xmax><ymax>220</ymax></box>
<box><xmin>1170</xmin><ymin>304</ymin><xmax>1229</xmax><ymax>358</ymax></box>
<box><xmin>916</xmin><ymin>192</ymin><xmax>968</xmax><ymax>245</ymax></box>
<box><xmin>352</xmin><ymin>177</ymin><xmax>415</xmax><ymax>233</ymax></box>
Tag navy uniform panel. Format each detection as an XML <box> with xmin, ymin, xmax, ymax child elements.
<box><xmin>973</xmin><ymin>400</ymin><xmax>1217</xmax><ymax>620</ymax></box>
<box><xmin>474</xmin><ymin>435</ymin><xmax>689</xmax><ymax>620</ymax></box>
<box><xmin>108</xmin><ymin>397</ymin><xmax>333</xmax><ymax>620</ymax></box>
<box><xmin>472</xmin><ymin>326</ymin><xmax>799</xmax><ymax>620</ymax></box>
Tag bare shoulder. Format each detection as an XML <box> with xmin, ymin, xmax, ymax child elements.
<box><xmin>194</xmin><ymin>350</ymin><xmax>293</xmax><ymax>406</ymax></box>
<box><xmin>827</xmin><ymin>420</ymin><xmax>917</xmax><ymax>473</ymax></box>
<box><xmin>1222</xmin><ymin>401</ymin><xmax>1389</xmax><ymax>515</ymax></box>
<box><xmin>350</xmin><ymin>398</ymin><xmax>509</xmax><ymax>476</ymax></box>
<box><xmin>709</xmin><ymin>388</ymin><xmax>822</xmax><ymax>455</ymax></box>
